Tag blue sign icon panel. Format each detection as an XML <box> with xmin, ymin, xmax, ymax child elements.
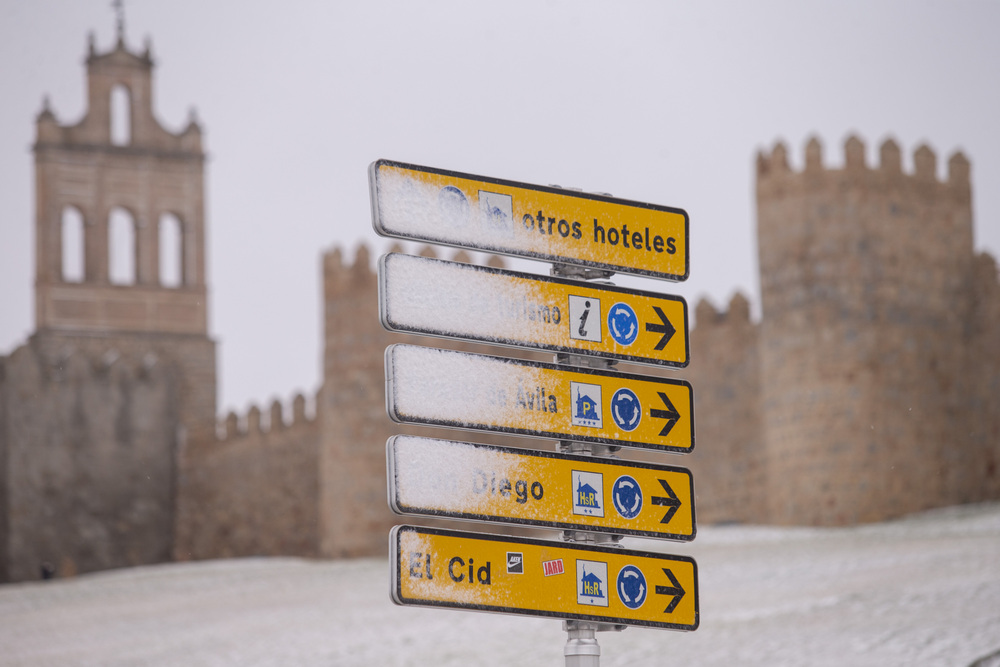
<box><xmin>568</xmin><ymin>295</ymin><xmax>602</xmax><ymax>343</ymax></box>
<box><xmin>617</xmin><ymin>565</ymin><xmax>647</xmax><ymax>609</ymax></box>
<box><xmin>572</xmin><ymin>470</ymin><xmax>605</xmax><ymax>517</ymax></box>
<box><xmin>610</xmin><ymin>388</ymin><xmax>642</xmax><ymax>432</ymax></box>
<box><xmin>611</xmin><ymin>475</ymin><xmax>643</xmax><ymax>519</ymax></box>
<box><xmin>607</xmin><ymin>302</ymin><xmax>639</xmax><ymax>346</ymax></box>
<box><xmin>577</xmin><ymin>560</ymin><xmax>609</xmax><ymax>607</ymax></box>
<box><xmin>478</xmin><ymin>190</ymin><xmax>514</xmax><ymax>236</ymax></box>
<box><xmin>437</xmin><ymin>185</ymin><xmax>470</xmax><ymax>227</ymax></box>
<box><xmin>571</xmin><ymin>382</ymin><xmax>603</xmax><ymax>428</ymax></box>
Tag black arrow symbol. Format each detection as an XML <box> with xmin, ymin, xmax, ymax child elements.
<box><xmin>651</xmin><ymin>478</ymin><xmax>681</xmax><ymax>524</ymax></box>
<box><xmin>645</xmin><ymin>306</ymin><xmax>676</xmax><ymax>351</ymax></box>
<box><xmin>655</xmin><ymin>568</ymin><xmax>686</xmax><ymax>614</ymax></box>
<box><xmin>649</xmin><ymin>392</ymin><xmax>680</xmax><ymax>437</ymax></box>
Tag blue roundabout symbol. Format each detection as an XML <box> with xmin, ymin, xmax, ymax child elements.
<box><xmin>617</xmin><ymin>565</ymin><xmax>647</xmax><ymax>609</ymax></box>
<box><xmin>607</xmin><ymin>303</ymin><xmax>639</xmax><ymax>346</ymax></box>
<box><xmin>612</xmin><ymin>475</ymin><xmax>643</xmax><ymax>519</ymax></box>
<box><xmin>610</xmin><ymin>388</ymin><xmax>642</xmax><ymax>432</ymax></box>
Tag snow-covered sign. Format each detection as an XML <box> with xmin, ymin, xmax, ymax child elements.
<box><xmin>379</xmin><ymin>252</ymin><xmax>690</xmax><ymax>367</ymax></box>
<box><xmin>369</xmin><ymin>160</ymin><xmax>689</xmax><ymax>281</ymax></box>
<box><xmin>385</xmin><ymin>344</ymin><xmax>695</xmax><ymax>453</ymax></box>
<box><xmin>391</xmin><ymin>524</ymin><xmax>699</xmax><ymax>630</ymax></box>
<box><xmin>388</xmin><ymin>435</ymin><xmax>696</xmax><ymax>541</ymax></box>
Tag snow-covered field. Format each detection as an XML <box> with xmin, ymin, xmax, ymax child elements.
<box><xmin>2</xmin><ymin>502</ymin><xmax>999</xmax><ymax>667</ymax></box>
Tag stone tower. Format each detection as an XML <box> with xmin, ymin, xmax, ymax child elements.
<box><xmin>755</xmin><ymin>135</ymin><xmax>986</xmax><ymax>524</ymax></box>
<box><xmin>33</xmin><ymin>31</ymin><xmax>208</xmax><ymax>343</ymax></box>
<box><xmin>0</xmin><ymin>30</ymin><xmax>216</xmax><ymax>581</ymax></box>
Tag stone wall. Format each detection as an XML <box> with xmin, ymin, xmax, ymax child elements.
<box><xmin>174</xmin><ymin>395</ymin><xmax>319</xmax><ymax>560</ymax></box>
<box><xmin>318</xmin><ymin>244</ymin><xmax>547</xmax><ymax>559</ymax></box>
<box><xmin>756</xmin><ymin>136</ymin><xmax>997</xmax><ymax>525</ymax></box>
<box><xmin>683</xmin><ymin>294</ymin><xmax>765</xmax><ymax>524</ymax></box>
<box><xmin>968</xmin><ymin>252</ymin><xmax>1000</xmax><ymax>500</ymax></box>
<box><xmin>0</xmin><ymin>331</ymin><xmax>214</xmax><ymax>581</ymax></box>
<box><xmin>0</xmin><ymin>354</ymin><xmax>9</xmax><ymax>581</ymax></box>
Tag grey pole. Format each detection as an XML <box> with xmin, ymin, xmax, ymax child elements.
<box><xmin>551</xmin><ymin>260</ymin><xmax>625</xmax><ymax>667</ymax></box>
<box><xmin>564</xmin><ymin>621</ymin><xmax>601</xmax><ymax>667</ymax></box>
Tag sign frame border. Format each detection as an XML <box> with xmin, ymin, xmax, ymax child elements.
<box><xmin>390</xmin><ymin>524</ymin><xmax>700</xmax><ymax>631</ymax></box>
<box><xmin>385</xmin><ymin>343</ymin><xmax>697</xmax><ymax>454</ymax></box>
<box><xmin>386</xmin><ymin>435</ymin><xmax>697</xmax><ymax>541</ymax></box>
<box><xmin>378</xmin><ymin>252</ymin><xmax>691</xmax><ymax>368</ymax></box>
<box><xmin>369</xmin><ymin>159</ymin><xmax>691</xmax><ymax>282</ymax></box>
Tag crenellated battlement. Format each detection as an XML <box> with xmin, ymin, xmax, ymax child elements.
<box><xmin>693</xmin><ymin>292</ymin><xmax>754</xmax><ymax>330</ymax></box>
<box><xmin>216</xmin><ymin>392</ymin><xmax>315</xmax><ymax>442</ymax></box>
<box><xmin>757</xmin><ymin>135</ymin><xmax>971</xmax><ymax>204</ymax></box>
<box><xmin>322</xmin><ymin>241</ymin><xmax>507</xmax><ymax>295</ymax></box>
<box><xmin>756</xmin><ymin>133</ymin><xmax>976</xmax><ymax>328</ymax></box>
<box><xmin>753</xmin><ymin>133</ymin><xmax>996</xmax><ymax>526</ymax></box>
<box><xmin>178</xmin><ymin>393</ymin><xmax>320</xmax><ymax>562</ymax></box>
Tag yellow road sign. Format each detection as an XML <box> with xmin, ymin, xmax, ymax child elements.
<box><xmin>370</xmin><ymin>160</ymin><xmax>689</xmax><ymax>281</ymax></box>
<box><xmin>379</xmin><ymin>252</ymin><xmax>689</xmax><ymax>368</ymax></box>
<box><xmin>386</xmin><ymin>344</ymin><xmax>695</xmax><ymax>453</ymax></box>
<box><xmin>388</xmin><ymin>435</ymin><xmax>696</xmax><ymax>540</ymax></box>
<box><xmin>391</xmin><ymin>525</ymin><xmax>699</xmax><ymax>630</ymax></box>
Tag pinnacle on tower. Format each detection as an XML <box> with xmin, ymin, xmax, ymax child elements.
<box><xmin>112</xmin><ymin>0</ymin><xmax>125</xmax><ymax>44</ymax></box>
<box><xmin>913</xmin><ymin>144</ymin><xmax>937</xmax><ymax>181</ymax></box>
<box><xmin>804</xmin><ymin>136</ymin><xmax>823</xmax><ymax>172</ymax></box>
<box><xmin>879</xmin><ymin>137</ymin><xmax>902</xmax><ymax>174</ymax></box>
<box><xmin>844</xmin><ymin>135</ymin><xmax>866</xmax><ymax>171</ymax></box>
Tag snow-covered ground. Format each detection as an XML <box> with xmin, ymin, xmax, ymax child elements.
<box><xmin>2</xmin><ymin>502</ymin><xmax>999</xmax><ymax>667</ymax></box>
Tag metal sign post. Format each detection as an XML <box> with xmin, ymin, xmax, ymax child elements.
<box><xmin>371</xmin><ymin>161</ymin><xmax>699</xmax><ymax>666</ymax></box>
<box><xmin>552</xmin><ymin>260</ymin><xmax>621</xmax><ymax>667</ymax></box>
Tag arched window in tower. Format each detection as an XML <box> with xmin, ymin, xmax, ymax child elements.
<box><xmin>159</xmin><ymin>212</ymin><xmax>183</xmax><ymax>287</ymax></box>
<box><xmin>61</xmin><ymin>206</ymin><xmax>85</xmax><ymax>283</ymax></box>
<box><xmin>108</xmin><ymin>206</ymin><xmax>136</xmax><ymax>284</ymax></box>
<box><xmin>110</xmin><ymin>84</ymin><xmax>132</xmax><ymax>146</ymax></box>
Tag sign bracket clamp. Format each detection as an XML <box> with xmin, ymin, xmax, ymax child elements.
<box><xmin>552</xmin><ymin>261</ymin><xmax>626</xmax><ymax>665</ymax></box>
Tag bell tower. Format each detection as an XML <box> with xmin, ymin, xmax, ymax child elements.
<box><xmin>33</xmin><ymin>31</ymin><xmax>207</xmax><ymax>336</ymax></box>
<box><xmin>0</xmin><ymin>26</ymin><xmax>217</xmax><ymax>581</ymax></box>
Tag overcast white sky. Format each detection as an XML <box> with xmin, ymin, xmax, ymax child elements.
<box><xmin>1</xmin><ymin>1</ymin><xmax>998</xmax><ymax>415</ymax></box>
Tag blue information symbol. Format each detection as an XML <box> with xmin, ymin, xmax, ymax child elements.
<box><xmin>610</xmin><ymin>388</ymin><xmax>642</xmax><ymax>432</ymax></box>
<box><xmin>607</xmin><ymin>303</ymin><xmax>639</xmax><ymax>346</ymax></box>
<box><xmin>617</xmin><ymin>565</ymin><xmax>647</xmax><ymax>609</ymax></box>
<box><xmin>612</xmin><ymin>475</ymin><xmax>643</xmax><ymax>519</ymax></box>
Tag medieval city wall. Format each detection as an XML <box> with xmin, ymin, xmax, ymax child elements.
<box><xmin>0</xmin><ymin>355</ymin><xmax>9</xmax><ymax>581</ymax></box>
<box><xmin>969</xmin><ymin>252</ymin><xmax>1000</xmax><ymax>499</ymax></box>
<box><xmin>682</xmin><ymin>294</ymin><xmax>766</xmax><ymax>524</ymax></box>
<box><xmin>318</xmin><ymin>244</ymin><xmax>554</xmax><ymax>559</ymax></box>
<box><xmin>756</xmin><ymin>136</ymin><xmax>998</xmax><ymax>525</ymax></box>
<box><xmin>0</xmin><ymin>330</ymin><xmax>217</xmax><ymax>582</ymax></box>
<box><xmin>174</xmin><ymin>394</ymin><xmax>320</xmax><ymax>561</ymax></box>
<box><xmin>6</xmin><ymin>31</ymin><xmax>1000</xmax><ymax>579</ymax></box>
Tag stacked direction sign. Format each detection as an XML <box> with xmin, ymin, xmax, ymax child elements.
<box><xmin>370</xmin><ymin>160</ymin><xmax>699</xmax><ymax>649</ymax></box>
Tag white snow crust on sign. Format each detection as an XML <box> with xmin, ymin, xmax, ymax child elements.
<box><xmin>389</xmin><ymin>344</ymin><xmax>539</xmax><ymax>427</ymax></box>
<box><xmin>1</xmin><ymin>502</ymin><xmax>999</xmax><ymax>667</ymax></box>
<box><xmin>376</xmin><ymin>168</ymin><xmax>528</xmax><ymax>255</ymax></box>
<box><xmin>392</xmin><ymin>435</ymin><xmax>520</xmax><ymax>514</ymax></box>
<box><xmin>382</xmin><ymin>253</ymin><xmax>549</xmax><ymax>344</ymax></box>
